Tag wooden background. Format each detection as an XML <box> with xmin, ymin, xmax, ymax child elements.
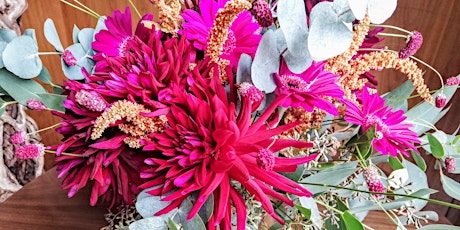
<box><xmin>19</xmin><ymin>0</ymin><xmax>460</xmax><ymax>225</ymax></box>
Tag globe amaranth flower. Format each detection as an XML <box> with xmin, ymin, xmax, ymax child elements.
<box><xmin>11</xmin><ymin>131</ymin><xmax>27</xmax><ymax>145</ymax></box>
<box><xmin>343</xmin><ymin>87</ymin><xmax>420</xmax><ymax>157</ymax></box>
<box><xmin>275</xmin><ymin>61</ymin><xmax>344</xmax><ymax>116</ymax></box>
<box><xmin>15</xmin><ymin>143</ymin><xmax>44</xmax><ymax>159</ymax></box>
<box><xmin>140</xmin><ymin>71</ymin><xmax>316</xmax><ymax>229</ymax></box>
<box><xmin>180</xmin><ymin>0</ymin><xmax>261</xmax><ymax>67</ymax></box>
<box><xmin>250</xmin><ymin>0</ymin><xmax>274</xmax><ymax>27</ymax></box>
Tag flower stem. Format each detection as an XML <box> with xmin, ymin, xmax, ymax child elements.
<box><xmin>28</xmin><ymin>123</ymin><xmax>62</xmax><ymax>135</ymax></box>
<box><xmin>128</xmin><ymin>0</ymin><xmax>142</xmax><ymax>19</ymax></box>
<box><xmin>37</xmin><ymin>52</ymin><xmax>61</xmax><ymax>56</ymax></box>
<box><xmin>316</xmin><ymin>200</ymin><xmax>375</xmax><ymax>230</ymax></box>
<box><xmin>377</xmin><ymin>32</ymin><xmax>408</xmax><ymax>39</ymax></box>
<box><xmin>300</xmin><ymin>181</ymin><xmax>460</xmax><ymax>209</ymax></box>
<box><xmin>72</xmin><ymin>0</ymin><xmax>100</xmax><ymax>18</ymax></box>
<box><xmin>60</xmin><ymin>0</ymin><xmax>99</xmax><ymax>19</ymax></box>
<box><xmin>44</xmin><ymin>149</ymin><xmax>84</xmax><ymax>157</ymax></box>
<box><xmin>355</xmin><ymin>24</ymin><xmax>412</xmax><ymax>34</ymax></box>
<box><xmin>0</xmin><ymin>101</ymin><xmax>18</xmax><ymax>109</ymax></box>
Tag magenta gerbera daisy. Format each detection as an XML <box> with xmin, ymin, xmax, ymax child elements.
<box><xmin>275</xmin><ymin>61</ymin><xmax>344</xmax><ymax>116</ymax></box>
<box><xmin>343</xmin><ymin>87</ymin><xmax>421</xmax><ymax>157</ymax></box>
<box><xmin>180</xmin><ymin>0</ymin><xmax>261</xmax><ymax>67</ymax></box>
<box><xmin>140</xmin><ymin>69</ymin><xmax>316</xmax><ymax>229</ymax></box>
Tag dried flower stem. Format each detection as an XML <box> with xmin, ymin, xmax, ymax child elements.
<box><xmin>377</xmin><ymin>32</ymin><xmax>408</xmax><ymax>39</ymax></box>
<box><xmin>301</xmin><ymin>182</ymin><xmax>460</xmax><ymax>210</ymax></box>
<box><xmin>128</xmin><ymin>0</ymin><xmax>142</xmax><ymax>18</ymax></box>
<box><xmin>44</xmin><ymin>149</ymin><xmax>84</xmax><ymax>157</ymax></box>
<box><xmin>73</xmin><ymin>0</ymin><xmax>101</xmax><ymax>18</ymax></box>
<box><xmin>60</xmin><ymin>0</ymin><xmax>99</xmax><ymax>19</ymax></box>
<box><xmin>28</xmin><ymin>123</ymin><xmax>61</xmax><ymax>135</ymax></box>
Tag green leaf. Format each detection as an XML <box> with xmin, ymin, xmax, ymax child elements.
<box><xmin>36</xmin><ymin>66</ymin><xmax>52</xmax><ymax>85</ymax></box>
<box><xmin>301</xmin><ymin>161</ymin><xmax>358</xmax><ymax>194</ymax></box>
<box><xmin>382</xmin><ymin>80</ymin><xmax>414</xmax><ymax>111</ymax></box>
<box><xmin>388</xmin><ymin>156</ymin><xmax>404</xmax><ymax>170</ymax></box>
<box><xmin>44</xmin><ymin>18</ymin><xmax>64</xmax><ymax>52</ymax></box>
<box><xmin>77</xmin><ymin>28</ymin><xmax>95</xmax><ymax>52</ymax></box>
<box><xmin>167</xmin><ymin>218</ymin><xmax>179</xmax><ymax>230</ymax></box>
<box><xmin>335</xmin><ymin>196</ymin><xmax>349</xmax><ymax>211</ymax></box>
<box><xmin>0</xmin><ymin>41</ymin><xmax>8</xmax><ymax>68</ymax></box>
<box><xmin>128</xmin><ymin>217</ymin><xmax>168</xmax><ymax>230</ymax></box>
<box><xmin>3</xmin><ymin>36</ymin><xmax>43</xmax><ymax>79</ymax></box>
<box><xmin>427</xmin><ymin>133</ymin><xmax>445</xmax><ymax>158</ymax></box>
<box><xmin>419</xmin><ymin>224</ymin><xmax>460</xmax><ymax>230</ymax></box>
<box><xmin>197</xmin><ymin>194</ymin><xmax>213</xmax><ymax>222</ymax></box>
<box><xmin>342</xmin><ymin>211</ymin><xmax>364</xmax><ymax>230</ymax></box>
<box><xmin>182</xmin><ymin>214</ymin><xmax>206</xmax><ymax>230</ymax></box>
<box><xmin>440</xmin><ymin>173</ymin><xmax>460</xmax><ymax>201</ymax></box>
<box><xmin>411</xmin><ymin>150</ymin><xmax>427</xmax><ymax>172</ymax></box>
<box><xmin>37</xmin><ymin>93</ymin><xmax>66</xmax><ymax>112</ymax></box>
<box><xmin>295</xmin><ymin>204</ymin><xmax>311</xmax><ymax>220</ymax></box>
<box><xmin>0</xmin><ymin>69</ymin><xmax>47</xmax><ymax>105</ymax></box>
<box><xmin>0</xmin><ymin>97</ymin><xmax>7</xmax><ymax>116</ymax></box>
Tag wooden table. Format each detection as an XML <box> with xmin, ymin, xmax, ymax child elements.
<box><xmin>0</xmin><ymin>169</ymin><xmax>453</xmax><ymax>230</ymax></box>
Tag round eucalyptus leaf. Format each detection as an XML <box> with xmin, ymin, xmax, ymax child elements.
<box><xmin>24</xmin><ymin>29</ymin><xmax>37</xmax><ymax>41</ymax></box>
<box><xmin>236</xmin><ymin>54</ymin><xmax>252</xmax><ymax>84</ymax></box>
<box><xmin>61</xmin><ymin>43</ymin><xmax>93</xmax><ymax>80</ymax></box>
<box><xmin>135</xmin><ymin>195</ymin><xmax>174</xmax><ymax>218</ymax></box>
<box><xmin>3</xmin><ymin>36</ymin><xmax>42</xmax><ymax>79</ymax></box>
<box><xmin>333</xmin><ymin>0</ymin><xmax>355</xmax><ymax>23</ymax></box>
<box><xmin>0</xmin><ymin>28</ymin><xmax>17</xmax><ymax>42</ymax></box>
<box><xmin>282</xmin><ymin>48</ymin><xmax>312</xmax><ymax>74</ymax></box>
<box><xmin>72</xmin><ymin>25</ymin><xmax>80</xmax><ymax>44</ymax></box>
<box><xmin>78</xmin><ymin>28</ymin><xmax>95</xmax><ymax>52</ymax></box>
<box><xmin>277</xmin><ymin>0</ymin><xmax>309</xmax><ymax>57</ymax></box>
<box><xmin>367</xmin><ymin>0</ymin><xmax>397</xmax><ymax>24</ymax></box>
<box><xmin>348</xmin><ymin>0</ymin><xmax>367</xmax><ymax>20</ymax></box>
<box><xmin>251</xmin><ymin>30</ymin><xmax>279</xmax><ymax>93</ymax></box>
<box><xmin>308</xmin><ymin>2</ymin><xmax>353</xmax><ymax>61</ymax></box>
<box><xmin>299</xmin><ymin>197</ymin><xmax>323</xmax><ymax>229</ymax></box>
<box><xmin>93</xmin><ymin>16</ymin><xmax>108</xmax><ymax>41</ymax></box>
<box><xmin>44</xmin><ymin>18</ymin><xmax>64</xmax><ymax>52</ymax></box>
<box><xmin>396</xmin><ymin>160</ymin><xmax>429</xmax><ymax>210</ymax></box>
<box><xmin>129</xmin><ymin>217</ymin><xmax>168</xmax><ymax>230</ymax></box>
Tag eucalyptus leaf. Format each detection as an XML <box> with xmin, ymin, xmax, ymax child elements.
<box><xmin>251</xmin><ymin>30</ymin><xmax>279</xmax><ymax>93</ymax></box>
<box><xmin>440</xmin><ymin>173</ymin><xmax>460</xmax><ymax>201</ymax></box>
<box><xmin>308</xmin><ymin>2</ymin><xmax>353</xmax><ymax>61</ymax></box>
<box><xmin>24</xmin><ymin>29</ymin><xmax>37</xmax><ymax>42</ymax></box>
<box><xmin>0</xmin><ymin>28</ymin><xmax>17</xmax><ymax>42</ymax></box>
<box><xmin>37</xmin><ymin>93</ymin><xmax>66</xmax><ymax>112</ymax></box>
<box><xmin>44</xmin><ymin>18</ymin><xmax>64</xmax><ymax>52</ymax></box>
<box><xmin>128</xmin><ymin>217</ymin><xmax>168</xmax><ymax>230</ymax></box>
<box><xmin>3</xmin><ymin>36</ymin><xmax>42</xmax><ymax>79</ymax></box>
<box><xmin>0</xmin><ymin>69</ymin><xmax>46</xmax><ymax>105</ymax></box>
<box><xmin>182</xmin><ymin>214</ymin><xmax>206</xmax><ymax>230</ymax></box>
<box><xmin>411</xmin><ymin>150</ymin><xmax>427</xmax><ymax>172</ymax></box>
<box><xmin>282</xmin><ymin>49</ymin><xmax>312</xmax><ymax>74</ymax></box>
<box><xmin>332</xmin><ymin>0</ymin><xmax>355</xmax><ymax>23</ymax></box>
<box><xmin>396</xmin><ymin>160</ymin><xmax>430</xmax><ymax>210</ymax></box>
<box><xmin>61</xmin><ymin>43</ymin><xmax>93</xmax><ymax>80</ymax></box>
<box><xmin>277</xmin><ymin>0</ymin><xmax>308</xmax><ymax>57</ymax></box>
<box><xmin>78</xmin><ymin>28</ymin><xmax>95</xmax><ymax>52</ymax></box>
<box><xmin>236</xmin><ymin>54</ymin><xmax>252</xmax><ymax>84</ymax></box>
<box><xmin>419</xmin><ymin>224</ymin><xmax>460</xmax><ymax>230</ymax></box>
<box><xmin>388</xmin><ymin>156</ymin><xmax>404</xmax><ymax>170</ymax></box>
<box><xmin>298</xmin><ymin>197</ymin><xmax>323</xmax><ymax>228</ymax></box>
<box><xmin>72</xmin><ymin>25</ymin><xmax>80</xmax><ymax>44</ymax></box>
<box><xmin>93</xmin><ymin>16</ymin><xmax>108</xmax><ymax>41</ymax></box>
<box><xmin>0</xmin><ymin>41</ymin><xmax>8</xmax><ymax>68</ymax></box>
<box><xmin>427</xmin><ymin>133</ymin><xmax>445</xmax><ymax>158</ymax></box>
<box><xmin>342</xmin><ymin>211</ymin><xmax>364</xmax><ymax>230</ymax></box>
<box><xmin>135</xmin><ymin>195</ymin><xmax>174</xmax><ymax>219</ymax></box>
<box><xmin>167</xmin><ymin>218</ymin><xmax>179</xmax><ymax>230</ymax></box>
<box><xmin>0</xmin><ymin>97</ymin><xmax>7</xmax><ymax>115</ymax></box>
<box><xmin>301</xmin><ymin>161</ymin><xmax>358</xmax><ymax>194</ymax></box>
<box><xmin>382</xmin><ymin>80</ymin><xmax>415</xmax><ymax>111</ymax></box>
<box><xmin>348</xmin><ymin>0</ymin><xmax>397</xmax><ymax>24</ymax></box>
<box><xmin>37</xmin><ymin>66</ymin><xmax>52</xmax><ymax>85</ymax></box>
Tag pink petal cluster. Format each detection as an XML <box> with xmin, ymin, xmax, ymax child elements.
<box><xmin>62</xmin><ymin>50</ymin><xmax>77</xmax><ymax>66</ymax></box>
<box><xmin>180</xmin><ymin>0</ymin><xmax>262</xmax><ymax>68</ymax></box>
<box><xmin>140</xmin><ymin>70</ymin><xmax>316</xmax><ymax>228</ymax></box>
<box><xmin>275</xmin><ymin>61</ymin><xmax>344</xmax><ymax>116</ymax></box>
<box><xmin>363</xmin><ymin>166</ymin><xmax>385</xmax><ymax>197</ymax></box>
<box><xmin>26</xmin><ymin>99</ymin><xmax>46</xmax><ymax>111</ymax></box>
<box><xmin>445</xmin><ymin>157</ymin><xmax>456</xmax><ymax>173</ymax></box>
<box><xmin>11</xmin><ymin>131</ymin><xmax>27</xmax><ymax>145</ymax></box>
<box><xmin>446</xmin><ymin>76</ymin><xmax>460</xmax><ymax>86</ymax></box>
<box><xmin>343</xmin><ymin>87</ymin><xmax>420</xmax><ymax>157</ymax></box>
<box><xmin>15</xmin><ymin>143</ymin><xmax>44</xmax><ymax>159</ymax></box>
<box><xmin>250</xmin><ymin>0</ymin><xmax>274</xmax><ymax>27</ymax></box>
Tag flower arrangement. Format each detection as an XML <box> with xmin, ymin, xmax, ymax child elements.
<box><xmin>0</xmin><ymin>0</ymin><xmax>459</xmax><ymax>229</ymax></box>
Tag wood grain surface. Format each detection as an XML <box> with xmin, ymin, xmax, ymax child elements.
<box><xmin>15</xmin><ymin>0</ymin><xmax>460</xmax><ymax>227</ymax></box>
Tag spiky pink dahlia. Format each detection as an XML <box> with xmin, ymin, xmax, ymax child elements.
<box><xmin>140</xmin><ymin>70</ymin><xmax>316</xmax><ymax>229</ymax></box>
<box><xmin>275</xmin><ymin>61</ymin><xmax>344</xmax><ymax>116</ymax></box>
<box><xmin>343</xmin><ymin>87</ymin><xmax>420</xmax><ymax>157</ymax></box>
<box><xmin>180</xmin><ymin>0</ymin><xmax>261</xmax><ymax>67</ymax></box>
<box><xmin>52</xmin><ymin>11</ymin><xmax>198</xmax><ymax>207</ymax></box>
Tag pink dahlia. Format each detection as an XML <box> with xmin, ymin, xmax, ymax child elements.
<box><xmin>275</xmin><ymin>61</ymin><xmax>344</xmax><ymax>116</ymax></box>
<box><xmin>343</xmin><ymin>87</ymin><xmax>420</xmax><ymax>157</ymax></box>
<box><xmin>140</xmin><ymin>70</ymin><xmax>316</xmax><ymax>229</ymax></box>
<box><xmin>180</xmin><ymin>0</ymin><xmax>261</xmax><ymax>67</ymax></box>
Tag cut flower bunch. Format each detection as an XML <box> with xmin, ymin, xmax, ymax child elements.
<box><xmin>0</xmin><ymin>0</ymin><xmax>459</xmax><ymax>229</ymax></box>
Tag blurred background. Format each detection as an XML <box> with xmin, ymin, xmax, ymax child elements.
<box><xmin>20</xmin><ymin>0</ymin><xmax>459</xmax><ymax>225</ymax></box>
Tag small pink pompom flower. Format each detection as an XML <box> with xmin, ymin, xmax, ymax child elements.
<box><xmin>435</xmin><ymin>93</ymin><xmax>447</xmax><ymax>108</ymax></box>
<box><xmin>62</xmin><ymin>50</ymin><xmax>77</xmax><ymax>66</ymax></box>
<box><xmin>11</xmin><ymin>131</ymin><xmax>27</xmax><ymax>145</ymax></box>
<box><xmin>446</xmin><ymin>76</ymin><xmax>460</xmax><ymax>86</ymax></box>
<box><xmin>363</xmin><ymin>166</ymin><xmax>385</xmax><ymax>197</ymax></box>
<box><xmin>445</xmin><ymin>157</ymin><xmax>456</xmax><ymax>173</ymax></box>
<box><xmin>15</xmin><ymin>143</ymin><xmax>45</xmax><ymax>159</ymax></box>
<box><xmin>250</xmin><ymin>0</ymin><xmax>274</xmax><ymax>27</ymax></box>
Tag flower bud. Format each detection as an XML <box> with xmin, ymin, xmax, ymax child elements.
<box><xmin>11</xmin><ymin>131</ymin><xmax>27</xmax><ymax>145</ymax></box>
<box><xmin>445</xmin><ymin>157</ymin><xmax>456</xmax><ymax>173</ymax></box>
<box><xmin>257</xmin><ymin>148</ymin><xmax>275</xmax><ymax>171</ymax></box>
<box><xmin>62</xmin><ymin>50</ymin><xmax>77</xmax><ymax>66</ymax></box>
<box><xmin>446</xmin><ymin>76</ymin><xmax>460</xmax><ymax>86</ymax></box>
<box><xmin>399</xmin><ymin>31</ymin><xmax>423</xmax><ymax>59</ymax></box>
<box><xmin>435</xmin><ymin>93</ymin><xmax>446</xmax><ymax>108</ymax></box>
<box><xmin>26</xmin><ymin>99</ymin><xmax>47</xmax><ymax>111</ymax></box>
<box><xmin>15</xmin><ymin>143</ymin><xmax>45</xmax><ymax>159</ymax></box>
<box><xmin>250</xmin><ymin>0</ymin><xmax>274</xmax><ymax>27</ymax></box>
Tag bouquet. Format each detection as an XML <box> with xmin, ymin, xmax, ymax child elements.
<box><xmin>1</xmin><ymin>0</ymin><xmax>459</xmax><ymax>229</ymax></box>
